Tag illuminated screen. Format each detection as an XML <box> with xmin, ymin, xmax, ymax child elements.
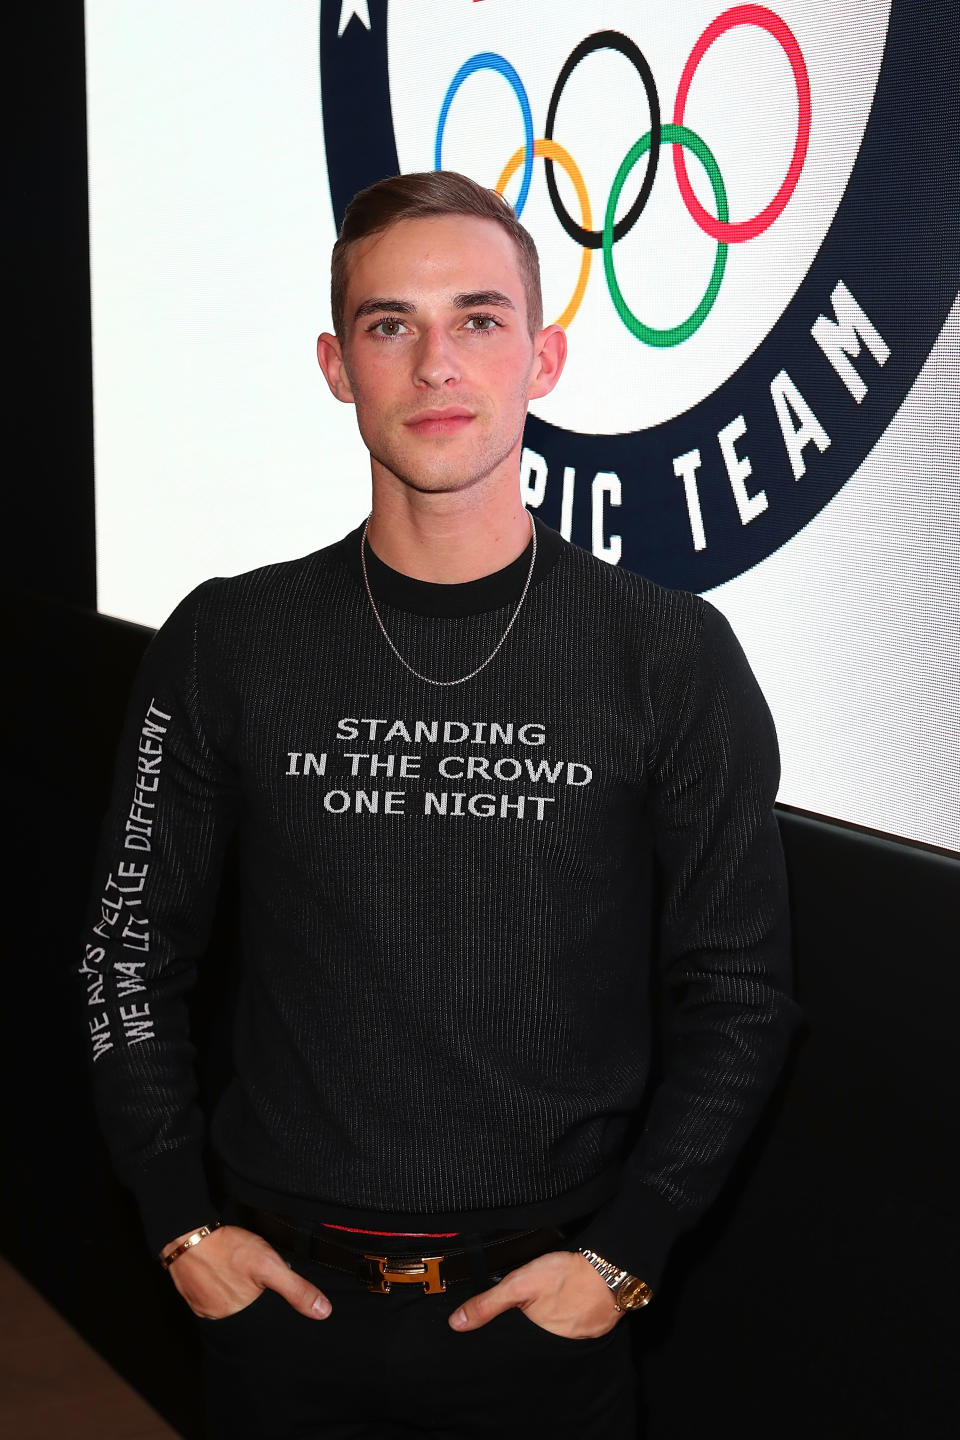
<box><xmin>86</xmin><ymin>1</ymin><xmax>960</xmax><ymax>852</ymax></box>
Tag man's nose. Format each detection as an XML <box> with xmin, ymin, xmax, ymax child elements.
<box><xmin>414</xmin><ymin>325</ymin><xmax>461</xmax><ymax>388</ymax></box>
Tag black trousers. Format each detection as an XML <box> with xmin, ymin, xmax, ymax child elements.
<box><xmin>195</xmin><ymin>1234</ymin><xmax>641</xmax><ymax>1439</ymax></box>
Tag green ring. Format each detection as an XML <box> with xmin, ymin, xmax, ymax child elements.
<box><xmin>603</xmin><ymin>123</ymin><xmax>729</xmax><ymax>348</ymax></box>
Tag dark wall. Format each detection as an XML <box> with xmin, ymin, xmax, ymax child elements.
<box><xmin>642</xmin><ymin>815</ymin><xmax>959</xmax><ymax>1439</ymax></box>
<box><xmin>10</xmin><ymin>2</ymin><xmax>95</xmax><ymax>609</ymax></box>
<box><xmin>5</xmin><ymin>6</ymin><xmax>957</xmax><ymax>1438</ymax></box>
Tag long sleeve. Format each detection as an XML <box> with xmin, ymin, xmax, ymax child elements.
<box><xmin>78</xmin><ymin>583</ymin><xmax>240</xmax><ymax>1253</ymax></box>
<box><xmin>576</xmin><ymin>600</ymin><xmax>799</xmax><ymax>1287</ymax></box>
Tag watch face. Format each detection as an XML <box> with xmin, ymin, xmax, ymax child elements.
<box><xmin>617</xmin><ymin>1277</ymin><xmax>653</xmax><ymax>1310</ymax></box>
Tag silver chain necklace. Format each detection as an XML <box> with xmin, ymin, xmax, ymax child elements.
<box><xmin>359</xmin><ymin>510</ymin><xmax>537</xmax><ymax>687</ymax></box>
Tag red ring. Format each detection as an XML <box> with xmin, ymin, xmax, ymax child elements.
<box><xmin>672</xmin><ymin>5</ymin><xmax>811</xmax><ymax>242</ymax></box>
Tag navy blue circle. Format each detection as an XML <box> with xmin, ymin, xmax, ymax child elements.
<box><xmin>320</xmin><ymin>0</ymin><xmax>960</xmax><ymax>591</ymax></box>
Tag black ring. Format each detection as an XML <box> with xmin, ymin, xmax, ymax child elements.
<box><xmin>544</xmin><ymin>31</ymin><xmax>661</xmax><ymax>252</ymax></box>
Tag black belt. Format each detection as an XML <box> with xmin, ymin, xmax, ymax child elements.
<box><xmin>236</xmin><ymin>1203</ymin><xmax>566</xmax><ymax>1295</ymax></box>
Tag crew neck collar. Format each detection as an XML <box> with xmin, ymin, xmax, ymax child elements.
<box><xmin>335</xmin><ymin>514</ymin><xmax>563</xmax><ymax>618</ymax></box>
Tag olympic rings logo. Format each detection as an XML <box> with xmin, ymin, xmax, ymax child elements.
<box><xmin>434</xmin><ymin>5</ymin><xmax>811</xmax><ymax>348</ymax></box>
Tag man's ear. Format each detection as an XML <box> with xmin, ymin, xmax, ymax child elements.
<box><xmin>317</xmin><ymin>332</ymin><xmax>355</xmax><ymax>403</ymax></box>
<box><xmin>527</xmin><ymin>323</ymin><xmax>567</xmax><ymax>403</ymax></box>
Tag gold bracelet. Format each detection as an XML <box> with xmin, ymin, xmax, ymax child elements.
<box><xmin>159</xmin><ymin>1221</ymin><xmax>223</xmax><ymax>1270</ymax></box>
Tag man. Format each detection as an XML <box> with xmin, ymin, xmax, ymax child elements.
<box><xmin>81</xmin><ymin>171</ymin><xmax>797</xmax><ymax>1438</ymax></box>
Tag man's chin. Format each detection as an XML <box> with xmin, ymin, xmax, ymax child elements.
<box><xmin>390</xmin><ymin>470</ymin><xmax>487</xmax><ymax>496</ymax></box>
<box><xmin>370</xmin><ymin>449</ymin><xmax>502</xmax><ymax>496</ymax></box>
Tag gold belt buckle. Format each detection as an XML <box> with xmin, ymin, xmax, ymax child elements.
<box><xmin>365</xmin><ymin>1252</ymin><xmax>446</xmax><ymax>1295</ymax></box>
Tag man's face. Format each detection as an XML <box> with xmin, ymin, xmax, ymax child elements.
<box><xmin>317</xmin><ymin>215</ymin><xmax>564</xmax><ymax>498</ymax></box>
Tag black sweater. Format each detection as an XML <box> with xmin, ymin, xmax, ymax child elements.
<box><xmin>80</xmin><ymin>516</ymin><xmax>798</xmax><ymax>1286</ymax></box>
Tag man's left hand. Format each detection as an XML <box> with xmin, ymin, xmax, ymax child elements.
<box><xmin>448</xmin><ymin>1249</ymin><xmax>621</xmax><ymax>1339</ymax></box>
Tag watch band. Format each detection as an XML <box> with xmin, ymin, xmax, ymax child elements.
<box><xmin>578</xmin><ymin>1247</ymin><xmax>629</xmax><ymax>1290</ymax></box>
<box><xmin>578</xmin><ymin>1247</ymin><xmax>653</xmax><ymax>1311</ymax></box>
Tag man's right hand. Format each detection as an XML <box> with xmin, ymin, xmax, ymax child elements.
<box><xmin>160</xmin><ymin>1224</ymin><xmax>332</xmax><ymax>1320</ymax></box>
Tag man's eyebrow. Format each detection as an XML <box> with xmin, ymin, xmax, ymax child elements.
<box><xmin>352</xmin><ymin>290</ymin><xmax>518</xmax><ymax>323</ymax></box>
<box><xmin>353</xmin><ymin>298</ymin><xmax>416</xmax><ymax>321</ymax></box>
<box><xmin>454</xmin><ymin>290</ymin><xmax>516</xmax><ymax>311</ymax></box>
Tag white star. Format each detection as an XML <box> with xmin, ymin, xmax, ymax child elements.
<box><xmin>338</xmin><ymin>1</ymin><xmax>371</xmax><ymax>37</ymax></box>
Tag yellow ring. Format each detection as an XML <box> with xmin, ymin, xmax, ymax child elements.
<box><xmin>496</xmin><ymin>138</ymin><xmax>592</xmax><ymax>329</ymax></box>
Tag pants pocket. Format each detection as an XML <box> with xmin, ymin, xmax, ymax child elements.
<box><xmin>498</xmin><ymin>1302</ymin><xmax>621</xmax><ymax>1350</ymax></box>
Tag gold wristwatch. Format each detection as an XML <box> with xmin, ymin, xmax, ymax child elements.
<box><xmin>578</xmin><ymin>1247</ymin><xmax>654</xmax><ymax>1312</ymax></box>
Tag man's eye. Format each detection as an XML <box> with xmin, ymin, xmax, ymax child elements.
<box><xmin>373</xmin><ymin>318</ymin><xmax>406</xmax><ymax>337</ymax></box>
<box><xmin>465</xmin><ymin>314</ymin><xmax>499</xmax><ymax>332</ymax></box>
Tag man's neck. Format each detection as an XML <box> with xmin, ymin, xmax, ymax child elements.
<box><xmin>364</xmin><ymin>480</ymin><xmax>533</xmax><ymax>584</ymax></box>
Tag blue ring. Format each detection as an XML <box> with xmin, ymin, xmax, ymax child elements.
<box><xmin>434</xmin><ymin>53</ymin><xmax>535</xmax><ymax>216</ymax></box>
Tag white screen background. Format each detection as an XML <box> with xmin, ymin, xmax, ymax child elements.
<box><xmin>86</xmin><ymin>1</ymin><xmax>960</xmax><ymax>852</ymax></box>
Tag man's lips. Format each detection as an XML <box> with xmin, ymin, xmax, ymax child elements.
<box><xmin>403</xmin><ymin>408</ymin><xmax>475</xmax><ymax>436</ymax></box>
